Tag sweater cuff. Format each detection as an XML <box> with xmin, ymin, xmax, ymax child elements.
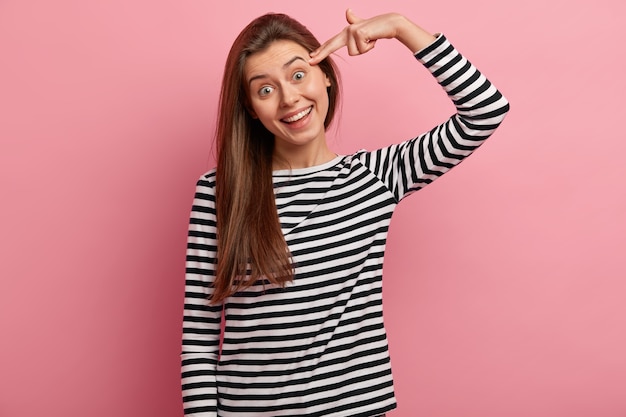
<box><xmin>413</xmin><ymin>33</ymin><xmax>448</xmax><ymax>61</ymax></box>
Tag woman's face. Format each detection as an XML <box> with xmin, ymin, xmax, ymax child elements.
<box><xmin>244</xmin><ymin>39</ymin><xmax>331</xmax><ymax>157</ymax></box>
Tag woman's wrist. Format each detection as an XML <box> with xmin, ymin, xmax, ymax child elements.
<box><xmin>394</xmin><ymin>15</ymin><xmax>437</xmax><ymax>54</ymax></box>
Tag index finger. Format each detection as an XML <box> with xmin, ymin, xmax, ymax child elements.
<box><xmin>309</xmin><ymin>30</ymin><xmax>347</xmax><ymax>65</ymax></box>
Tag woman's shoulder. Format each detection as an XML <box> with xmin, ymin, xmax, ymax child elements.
<box><xmin>194</xmin><ymin>168</ymin><xmax>217</xmax><ymax>191</ymax></box>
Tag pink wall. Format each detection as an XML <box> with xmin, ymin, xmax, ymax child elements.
<box><xmin>1</xmin><ymin>0</ymin><xmax>625</xmax><ymax>416</ymax></box>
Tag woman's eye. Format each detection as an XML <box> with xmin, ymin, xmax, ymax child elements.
<box><xmin>293</xmin><ymin>71</ymin><xmax>305</xmax><ymax>81</ymax></box>
<box><xmin>259</xmin><ymin>86</ymin><xmax>274</xmax><ymax>96</ymax></box>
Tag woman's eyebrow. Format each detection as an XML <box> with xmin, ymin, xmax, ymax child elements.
<box><xmin>248</xmin><ymin>56</ymin><xmax>308</xmax><ymax>86</ymax></box>
<box><xmin>283</xmin><ymin>56</ymin><xmax>307</xmax><ymax>68</ymax></box>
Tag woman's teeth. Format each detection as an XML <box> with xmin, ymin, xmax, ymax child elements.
<box><xmin>282</xmin><ymin>107</ymin><xmax>312</xmax><ymax>123</ymax></box>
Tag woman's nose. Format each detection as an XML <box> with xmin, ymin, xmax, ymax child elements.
<box><xmin>280</xmin><ymin>84</ymin><xmax>300</xmax><ymax>107</ymax></box>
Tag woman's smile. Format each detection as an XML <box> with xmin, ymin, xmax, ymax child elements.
<box><xmin>281</xmin><ymin>105</ymin><xmax>313</xmax><ymax>124</ymax></box>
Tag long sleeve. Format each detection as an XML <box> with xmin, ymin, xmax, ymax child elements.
<box><xmin>181</xmin><ymin>172</ymin><xmax>222</xmax><ymax>416</ymax></box>
<box><xmin>359</xmin><ymin>34</ymin><xmax>510</xmax><ymax>201</ymax></box>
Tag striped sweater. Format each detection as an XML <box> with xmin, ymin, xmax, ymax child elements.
<box><xmin>182</xmin><ymin>34</ymin><xmax>510</xmax><ymax>416</ymax></box>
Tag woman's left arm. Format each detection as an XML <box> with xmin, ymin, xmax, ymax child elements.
<box><xmin>311</xmin><ymin>10</ymin><xmax>510</xmax><ymax>201</ymax></box>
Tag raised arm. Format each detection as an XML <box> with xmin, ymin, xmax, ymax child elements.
<box><xmin>363</xmin><ymin>33</ymin><xmax>510</xmax><ymax>201</ymax></box>
<box><xmin>312</xmin><ymin>9</ymin><xmax>510</xmax><ymax>201</ymax></box>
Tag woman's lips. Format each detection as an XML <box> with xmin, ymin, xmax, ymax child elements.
<box><xmin>281</xmin><ymin>106</ymin><xmax>313</xmax><ymax>123</ymax></box>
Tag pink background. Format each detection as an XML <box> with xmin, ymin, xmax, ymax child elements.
<box><xmin>1</xmin><ymin>0</ymin><xmax>625</xmax><ymax>416</ymax></box>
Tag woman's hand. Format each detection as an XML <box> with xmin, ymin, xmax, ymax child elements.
<box><xmin>309</xmin><ymin>9</ymin><xmax>436</xmax><ymax>65</ymax></box>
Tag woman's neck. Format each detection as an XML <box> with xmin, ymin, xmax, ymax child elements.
<box><xmin>272</xmin><ymin>141</ymin><xmax>337</xmax><ymax>170</ymax></box>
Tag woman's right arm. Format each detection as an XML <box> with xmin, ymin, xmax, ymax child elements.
<box><xmin>181</xmin><ymin>172</ymin><xmax>222</xmax><ymax>416</ymax></box>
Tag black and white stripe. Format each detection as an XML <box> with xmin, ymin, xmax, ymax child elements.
<box><xmin>182</xmin><ymin>34</ymin><xmax>509</xmax><ymax>416</ymax></box>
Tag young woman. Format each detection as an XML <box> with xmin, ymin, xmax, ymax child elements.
<box><xmin>182</xmin><ymin>9</ymin><xmax>509</xmax><ymax>416</ymax></box>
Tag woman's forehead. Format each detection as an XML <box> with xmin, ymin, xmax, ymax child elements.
<box><xmin>244</xmin><ymin>40</ymin><xmax>311</xmax><ymax>80</ymax></box>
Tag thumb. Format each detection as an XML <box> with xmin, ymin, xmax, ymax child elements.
<box><xmin>345</xmin><ymin>8</ymin><xmax>363</xmax><ymax>24</ymax></box>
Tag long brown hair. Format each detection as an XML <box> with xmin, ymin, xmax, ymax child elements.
<box><xmin>212</xmin><ymin>13</ymin><xmax>341</xmax><ymax>303</ymax></box>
